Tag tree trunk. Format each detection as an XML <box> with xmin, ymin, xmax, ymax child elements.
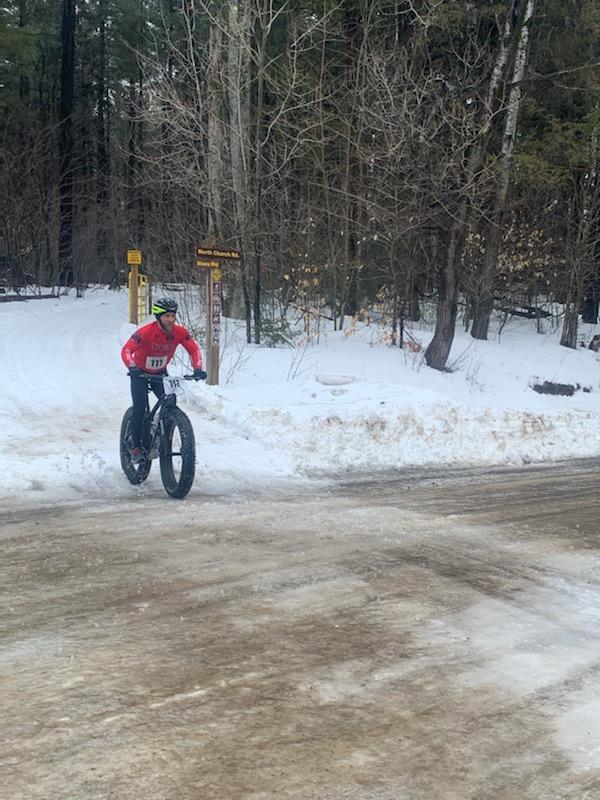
<box><xmin>582</xmin><ymin>273</ymin><xmax>600</xmax><ymax>324</ymax></box>
<box><xmin>207</xmin><ymin>23</ymin><xmax>224</xmax><ymax>240</ymax></box>
<box><xmin>561</xmin><ymin>295</ymin><xmax>579</xmax><ymax>348</ymax></box>
<box><xmin>253</xmin><ymin>0</ymin><xmax>269</xmax><ymax>345</ymax></box>
<box><xmin>425</xmin><ymin>226</ymin><xmax>461</xmax><ymax>370</ymax></box>
<box><xmin>58</xmin><ymin>0</ymin><xmax>75</xmax><ymax>288</ymax></box>
<box><xmin>18</xmin><ymin>0</ymin><xmax>30</xmax><ymax>102</ymax></box>
<box><xmin>316</xmin><ymin>8</ymin><xmax>337</xmax><ymax>329</ymax></box>
<box><xmin>227</xmin><ymin>0</ymin><xmax>253</xmax><ymax>342</ymax></box>
<box><xmin>339</xmin><ymin>3</ymin><xmax>362</xmax><ymax>327</ymax></box>
<box><xmin>96</xmin><ymin>0</ymin><xmax>111</xmax><ymax>279</ymax></box>
<box><xmin>471</xmin><ymin>0</ymin><xmax>535</xmax><ymax>340</ymax></box>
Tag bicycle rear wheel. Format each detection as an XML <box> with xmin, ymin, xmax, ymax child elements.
<box><xmin>120</xmin><ymin>407</ymin><xmax>152</xmax><ymax>485</ymax></box>
<box><xmin>159</xmin><ymin>407</ymin><xmax>196</xmax><ymax>498</ymax></box>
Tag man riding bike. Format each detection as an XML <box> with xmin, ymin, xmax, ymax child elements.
<box><xmin>121</xmin><ymin>297</ymin><xmax>206</xmax><ymax>463</ymax></box>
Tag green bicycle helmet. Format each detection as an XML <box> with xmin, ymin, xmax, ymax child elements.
<box><xmin>152</xmin><ymin>297</ymin><xmax>178</xmax><ymax>317</ymax></box>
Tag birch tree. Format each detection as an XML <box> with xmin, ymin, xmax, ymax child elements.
<box><xmin>470</xmin><ymin>0</ymin><xmax>536</xmax><ymax>341</ymax></box>
<box><xmin>425</xmin><ymin>2</ymin><xmax>517</xmax><ymax>370</ymax></box>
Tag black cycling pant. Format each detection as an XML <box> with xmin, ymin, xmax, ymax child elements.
<box><xmin>130</xmin><ymin>373</ymin><xmax>165</xmax><ymax>448</ymax></box>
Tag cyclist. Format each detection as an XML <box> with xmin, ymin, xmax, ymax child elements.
<box><xmin>121</xmin><ymin>297</ymin><xmax>206</xmax><ymax>463</ymax></box>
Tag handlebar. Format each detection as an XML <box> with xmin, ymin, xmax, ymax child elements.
<box><xmin>128</xmin><ymin>370</ymin><xmax>205</xmax><ymax>381</ymax></box>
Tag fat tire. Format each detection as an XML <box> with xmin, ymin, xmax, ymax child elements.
<box><xmin>120</xmin><ymin>407</ymin><xmax>152</xmax><ymax>485</ymax></box>
<box><xmin>159</xmin><ymin>407</ymin><xmax>196</xmax><ymax>499</ymax></box>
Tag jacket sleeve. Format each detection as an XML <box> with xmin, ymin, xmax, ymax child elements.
<box><xmin>121</xmin><ymin>330</ymin><xmax>142</xmax><ymax>369</ymax></box>
<box><xmin>180</xmin><ymin>329</ymin><xmax>202</xmax><ymax>369</ymax></box>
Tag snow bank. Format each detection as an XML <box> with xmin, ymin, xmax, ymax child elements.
<box><xmin>1</xmin><ymin>287</ymin><xmax>600</xmax><ymax>503</ymax></box>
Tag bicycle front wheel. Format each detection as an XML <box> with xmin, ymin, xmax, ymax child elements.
<box><xmin>159</xmin><ymin>407</ymin><xmax>196</xmax><ymax>498</ymax></box>
<box><xmin>120</xmin><ymin>407</ymin><xmax>152</xmax><ymax>485</ymax></box>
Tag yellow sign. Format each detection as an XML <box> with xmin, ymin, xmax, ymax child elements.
<box><xmin>196</xmin><ymin>259</ymin><xmax>220</xmax><ymax>268</ymax></box>
<box><xmin>211</xmin><ymin>268</ymin><xmax>223</xmax><ymax>281</ymax></box>
<box><xmin>127</xmin><ymin>249</ymin><xmax>142</xmax><ymax>265</ymax></box>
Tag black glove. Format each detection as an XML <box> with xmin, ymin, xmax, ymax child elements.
<box><xmin>128</xmin><ymin>366</ymin><xmax>143</xmax><ymax>378</ymax></box>
<box><xmin>193</xmin><ymin>368</ymin><xmax>207</xmax><ymax>381</ymax></box>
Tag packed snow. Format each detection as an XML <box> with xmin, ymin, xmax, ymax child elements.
<box><xmin>2</xmin><ymin>286</ymin><xmax>600</xmax><ymax>503</ymax></box>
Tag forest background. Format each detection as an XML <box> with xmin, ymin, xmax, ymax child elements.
<box><xmin>2</xmin><ymin>0</ymin><xmax>600</xmax><ymax>371</ymax></box>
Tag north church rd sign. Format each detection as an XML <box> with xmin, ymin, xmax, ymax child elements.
<box><xmin>196</xmin><ymin>247</ymin><xmax>241</xmax><ymax>265</ymax></box>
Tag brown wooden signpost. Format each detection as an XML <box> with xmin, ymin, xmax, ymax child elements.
<box><xmin>196</xmin><ymin>245</ymin><xmax>241</xmax><ymax>385</ymax></box>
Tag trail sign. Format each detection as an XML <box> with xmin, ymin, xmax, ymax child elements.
<box><xmin>196</xmin><ymin>247</ymin><xmax>240</xmax><ymax>261</ymax></box>
<box><xmin>127</xmin><ymin>249</ymin><xmax>142</xmax><ymax>265</ymax></box>
<box><xmin>127</xmin><ymin>249</ymin><xmax>145</xmax><ymax>323</ymax></box>
<box><xmin>195</xmin><ymin>243</ymin><xmax>241</xmax><ymax>385</ymax></box>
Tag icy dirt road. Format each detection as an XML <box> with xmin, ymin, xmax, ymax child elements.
<box><xmin>3</xmin><ymin>461</ymin><xmax>600</xmax><ymax>800</ymax></box>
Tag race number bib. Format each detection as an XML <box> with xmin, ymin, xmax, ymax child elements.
<box><xmin>145</xmin><ymin>355</ymin><xmax>167</xmax><ymax>370</ymax></box>
<box><xmin>163</xmin><ymin>376</ymin><xmax>183</xmax><ymax>395</ymax></box>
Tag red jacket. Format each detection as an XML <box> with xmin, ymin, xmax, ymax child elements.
<box><xmin>121</xmin><ymin>321</ymin><xmax>202</xmax><ymax>374</ymax></box>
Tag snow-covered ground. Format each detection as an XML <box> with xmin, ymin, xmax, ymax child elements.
<box><xmin>2</xmin><ymin>287</ymin><xmax>600</xmax><ymax>503</ymax></box>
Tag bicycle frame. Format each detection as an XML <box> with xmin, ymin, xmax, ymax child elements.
<box><xmin>138</xmin><ymin>373</ymin><xmax>194</xmax><ymax>460</ymax></box>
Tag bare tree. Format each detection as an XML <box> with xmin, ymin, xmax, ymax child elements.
<box><xmin>424</xmin><ymin>1</ymin><xmax>532</xmax><ymax>369</ymax></box>
<box><xmin>470</xmin><ymin>0</ymin><xmax>536</xmax><ymax>340</ymax></box>
<box><xmin>560</xmin><ymin>137</ymin><xmax>600</xmax><ymax>348</ymax></box>
<box><xmin>58</xmin><ymin>0</ymin><xmax>76</xmax><ymax>289</ymax></box>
